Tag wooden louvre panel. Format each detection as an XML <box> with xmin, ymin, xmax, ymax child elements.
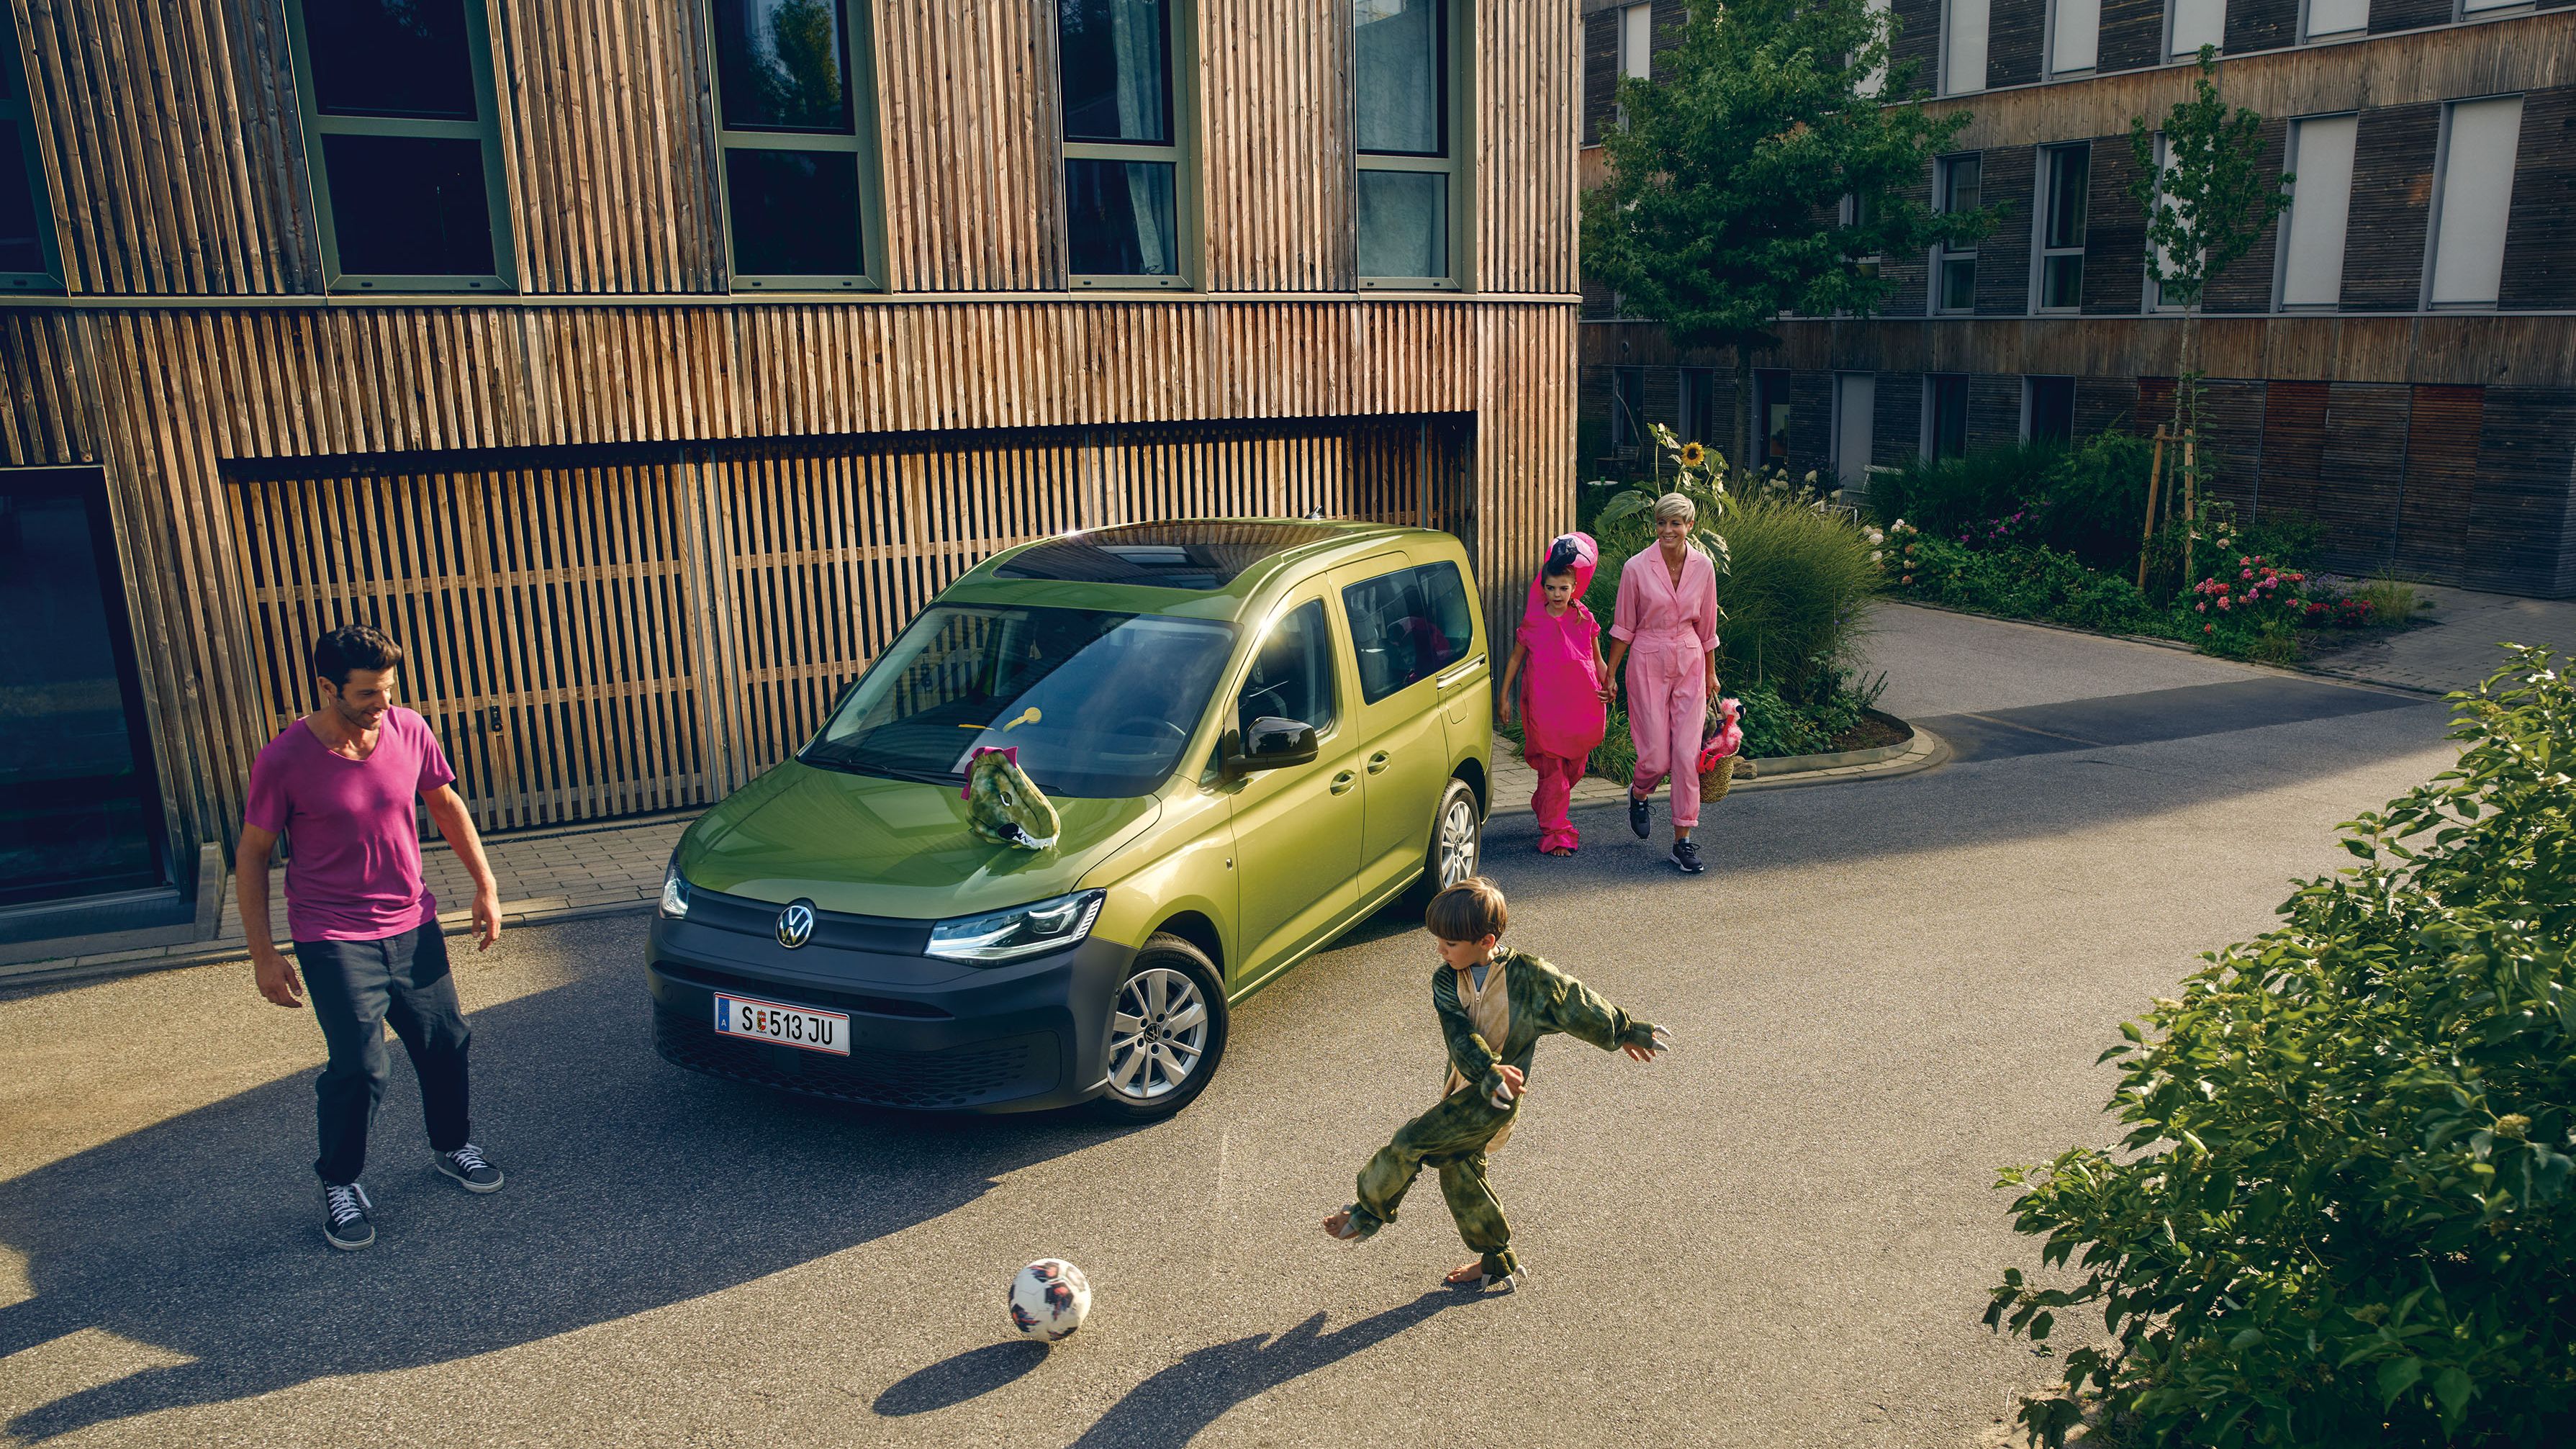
<box><xmin>2392</xmin><ymin>385</ymin><xmax>2486</xmax><ymax>581</ymax></box>
<box><xmin>2314</xmin><ymin>383</ymin><xmax>2412</xmax><ymax>574</ymax></box>
<box><xmin>2197</xmin><ymin>379</ymin><xmax>2267</xmax><ymax>514</ymax></box>
<box><xmin>1581</xmin><ymin>8</ymin><xmax>1617</xmax><ymax>145</ymax></box>
<box><xmin>223</xmin><ymin>417</ymin><xmax>1478</xmax><ymax>828</ymax></box>
<box><xmin>2201</xmin><ymin>119</ymin><xmax>2286</xmax><ymax>316</ymax></box>
<box><xmin>2369</xmin><ymin>0</ymin><xmax>2451</xmax><ymax>33</ymax></box>
<box><xmin>2094</xmin><ymin>0</ymin><xmax>2164</xmax><ymax>75</ymax></box>
<box><xmin>1871</xmin><ymin>370</ymin><xmax>1923</xmax><ymax>464</ymax></box>
<box><xmin>2464</xmin><ymin>387</ymin><xmax>2576</xmax><ymax>595</ymax></box>
<box><xmin>1200</xmin><ymin>0</ymin><xmax>1354</xmax><ymax>292</ymax></box>
<box><xmin>1984</xmin><ymin>0</ymin><xmax>2046</xmax><ymax>91</ymax></box>
<box><xmin>1888</xmin><ymin>0</ymin><xmax>1941</xmax><ymax>97</ymax></box>
<box><xmin>2498</xmin><ymin>86</ymin><xmax>2576</xmax><ymax>311</ymax></box>
<box><xmin>871</xmin><ymin>0</ymin><xmax>1061</xmax><ymax>292</ymax></box>
<box><xmin>2338</xmin><ymin>103</ymin><xmax>2442</xmax><ymax>312</ymax></box>
<box><xmin>2256</xmin><ymin>379</ymin><xmax>2328</xmax><ymax>522</ymax></box>
<box><xmin>2223</xmin><ymin>0</ymin><xmax>2297</xmax><ymax>52</ymax></box>
<box><xmin>1478</xmin><ymin>0</ymin><xmax>1581</xmax><ymax>293</ymax></box>
<box><xmin>1966</xmin><ymin>374</ymin><xmax>2022</xmax><ymax>453</ymax></box>
<box><xmin>1974</xmin><ymin>146</ymin><xmax>2037</xmax><ymax>317</ymax></box>
<box><xmin>2079</xmin><ymin>137</ymin><xmax>2146</xmax><ymax>315</ymax></box>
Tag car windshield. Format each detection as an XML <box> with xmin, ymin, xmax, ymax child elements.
<box><xmin>800</xmin><ymin>605</ymin><xmax>1237</xmax><ymax>798</ymax></box>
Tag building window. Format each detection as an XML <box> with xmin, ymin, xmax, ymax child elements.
<box><xmin>1944</xmin><ymin>0</ymin><xmax>1990</xmax><ymax>96</ymax></box>
<box><xmin>2035</xmin><ymin>144</ymin><xmax>2088</xmax><ymax>310</ymax></box>
<box><xmin>1860</xmin><ymin>0</ymin><xmax>1892</xmax><ymax>97</ymax></box>
<box><xmin>1833</xmin><ymin>373</ymin><xmax>1878</xmax><ymax>490</ymax></box>
<box><xmin>2276</xmin><ymin>113</ymin><xmax>2356</xmax><ymax>309</ymax></box>
<box><xmin>1755</xmin><ymin>371</ymin><xmax>1792</xmax><ymax>469</ymax></box>
<box><xmin>1934</xmin><ymin>155</ymin><xmax>1981</xmax><ymax>313</ymax></box>
<box><xmin>708</xmin><ymin>0</ymin><xmax>882</xmax><ymax>290</ymax></box>
<box><xmin>2169</xmin><ymin>0</ymin><xmax>2225</xmax><ymax>56</ymax></box>
<box><xmin>2144</xmin><ymin>135</ymin><xmax>2193</xmax><ymax>312</ymax></box>
<box><xmin>2426</xmin><ymin>96</ymin><xmax>2524</xmax><ymax>310</ymax></box>
<box><xmin>1356</xmin><ymin>0</ymin><xmax>1461</xmax><ymax>287</ymax></box>
<box><xmin>1610</xmin><ymin>367</ymin><xmax>1646</xmax><ymax>452</ymax></box>
<box><xmin>0</xmin><ymin>6</ymin><xmax>60</xmax><ymax>290</ymax></box>
<box><xmin>2025</xmin><ymin>376</ymin><xmax>2076</xmax><ymax>443</ymax></box>
<box><xmin>2458</xmin><ymin>0</ymin><xmax>2523</xmax><ymax>14</ymax></box>
<box><xmin>1678</xmin><ymin>368</ymin><xmax>1719</xmax><ymax>448</ymax></box>
<box><xmin>1925</xmin><ymin>375</ymin><xmax>1969</xmax><ymax>459</ymax></box>
<box><xmin>1619</xmin><ymin>3</ymin><xmax>1653</xmax><ymax>81</ymax></box>
<box><xmin>1840</xmin><ymin>192</ymin><xmax>1883</xmax><ymax>281</ymax></box>
<box><xmin>2303</xmin><ymin>0</ymin><xmax>2368</xmax><ymax>38</ymax></box>
<box><xmin>1060</xmin><ymin>0</ymin><xmax>1191</xmax><ymax>287</ymax></box>
<box><xmin>2048</xmin><ymin>0</ymin><xmax>2100</xmax><ymax>75</ymax></box>
<box><xmin>284</xmin><ymin>0</ymin><xmax>513</xmax><ymax>292</ymax></box>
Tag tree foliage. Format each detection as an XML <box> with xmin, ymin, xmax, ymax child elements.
<box><xmin>1986</xmin><ymin>649</ymin><xmax>2576</xmax><ymax>1447</ymax></box>
<box><xmin>2128</xmin><ymin>49</ymin><xmax>2291</xmax><ymax>314</ymax></box>
<box><xmin>1580</xmin><ymin>0</ymin><xmax>1989</xmax><ymax>361</ymax></box>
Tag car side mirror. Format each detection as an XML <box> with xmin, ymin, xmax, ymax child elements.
<box><xmin>1229</xmin><ymin>716</ymin><xmax>1319</xmax><ymax>775</ymax></box>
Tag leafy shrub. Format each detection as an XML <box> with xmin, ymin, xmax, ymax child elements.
<box><xmin>1985</xmin><ymin>648</ymin><xmax>2576</xmax><ymax>1448</ymax></box>
<box><xmin>1884</xmin><ymin>529</ymin><xmax>2172</xmax><ymax>638</ymax></box>
<box><xmin>1868</xmin><ymin>443</ymin><xmax>2065</xmax><ymax>540</ymax></box>
<box><xmin>2356</xmin><ymin>578</ymin><xmax>2433</xmax><ymax>628</ymax></box>
<box><xmin>2041</xmin><ymin>433</ymin><xmax>2154</xmax><ymax>570</ymax></box>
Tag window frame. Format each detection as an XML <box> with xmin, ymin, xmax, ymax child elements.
<box><xmin>1609</xmin><ymin>366</ymin><xmax>1646</xmax><ymax>454</ymax></box>
<box><xmin>1355</xmin><ymin>0</ymin><xmax>1470</xmax><ymax>291</ymax></box>
<box><xmin>703</xmin><ymin>0</ymin><xmax>888</xmax><ymax>293</ymax></box>
<box><xmin>0</xmin><ymin>7</ymin><xmax>59</xmax><ymax>292</ymax></box>
<box><xmin>281</xmin><ymin>0</ymin><xmax>516</xmax><ymax>294</ymax></box>
<box><xmin>1677</xmin><ymin>366</ymin><xmax>1718</xmax><ymax>448</ymax></box>
<box><xmin>2023</xmin><ymin>376</ymin><xmax>2076</xmax><ymax>444</ymax></box>
<box><xmin>2421</xmin><ymin>92</ymin><xmax>2525</xmax><ymax>312</ymax></box>
<box><xmin>2031</xmin><ymin>143</ymin><xmax>2088</xmax><ymax>313</ymax></box>
<box><xmin>2272</xmin><ymin>111</ymin><xmax>2356</xmax><ymax>312</ymax></box>
<box><xmin>1753</xmin><ymin>369</ymin><xmax>1793</xmax><ymax>470</ymax></box>
<box><xmin>1933</xmin><ymin>153</ymin><xmax>1981</xmax><ymax>315</ymax></box>
<box><xmin>1059</xmin><ymin>0</ymin><xmax>1200</xmax><ymax>291</ymax></box>
<box><xmin>1941</xmin><ymin>0</ymin><xmax>1990</xmax><ymax>98</ymax></box>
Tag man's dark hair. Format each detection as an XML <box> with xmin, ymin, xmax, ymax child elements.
<box><xmin>312</xmin><ymin>624</ymin><xmax>405</xmax><ymax>689</ymax></box>
<box><xmin>1425</xmin><ymin>876</ymin><xmax>1509</xmax><ymax>942</ymax></box>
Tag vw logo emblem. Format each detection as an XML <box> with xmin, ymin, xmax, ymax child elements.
<box><xmin>776</xmin><ymin>900</ymin><xmax>816</xmax><ymax>950</ymax></box>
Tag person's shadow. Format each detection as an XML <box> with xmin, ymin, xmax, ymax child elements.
<box><xmin>0</xmin><ymin>957</ymin><xmax>1120</xmax><ymax>1441</ymax></box>
<box><xmin>874</xmin><ymin>1288</ymin><xmax>1486</xmax><ymax>1445</ymax></box>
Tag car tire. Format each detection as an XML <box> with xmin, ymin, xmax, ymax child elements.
<box><xmin>1090</xmin><ymin>932</ymin><xmax>1230</xmax><ymax>1124</ymax></box>
<box><xmin>1413</xmin><ymin>777</ymin><xmax>1484</xmax><ymax>900</ymax></box>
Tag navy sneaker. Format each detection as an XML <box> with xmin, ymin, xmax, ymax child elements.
<box><xmin>322</xmin><ymin>1181</ymin><xmax>374</xmax><ymax>1250</ymax></box>
<box><xmin>1672</xmin><ymin>839</ymin><xmax>1707</xmax><ymax>874</ymax></box>
<box><xmin>1629</xmin><ymin>794</ymin><xmax>1651</xmax><ymax>839</ymax></box>
<box><xmin>434</xmin><ymin>1144</ymin><xmax>504</xmax><ymax>1193</ymax></box>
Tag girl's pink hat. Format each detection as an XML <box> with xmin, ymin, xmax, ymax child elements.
<box><xmin>1522</xmin><ymin>532</ymin><xmax>1598</xmax><ymax>624</ymax></box>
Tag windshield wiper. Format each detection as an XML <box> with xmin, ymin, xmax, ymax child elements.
<box><xmin>798</xmin><ymin>752</ymin><xmax>957</xmax><ymax>788</ymax></box>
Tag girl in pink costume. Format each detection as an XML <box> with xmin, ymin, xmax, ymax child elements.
<box><xmin>1499</xmin><ymin>534</ymin><xmax>1610</xmax><ymax>855</ymax></box>
<box><xmin>1604</xmin><ymin>494</ymin><xmax>1722</xmax><ymax>875</ymax></box>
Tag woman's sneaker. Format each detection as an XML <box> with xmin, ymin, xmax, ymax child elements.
<box><xmin>1629</xmin><ymin>795</ymin><xmax>1651</xmax><ymax>839</ymax></box>
<box><xmin>434</xmin><ymin>1144</ymin><xmax>505</xmax><ymax>1193</ymax></box>
<box><xmin>1672</xmin><ymin>839</ymin><xmax>1707</xmax><ymax>874</ymax></box>
<box><xmin>322</xmin><ymin>1181</ymin><xmax>374</xmax><ymax>1250</ymax></box>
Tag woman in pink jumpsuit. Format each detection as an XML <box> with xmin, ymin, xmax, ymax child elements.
<box><xmin>1604</xmin><ymin>494</ymin><xmax>1722</xmax><ymax>875</ymax></box>
<box><xmin>1499</xmin><ymin>534</ymin><xmax>1609</xmax><ymax>854</ymax></box>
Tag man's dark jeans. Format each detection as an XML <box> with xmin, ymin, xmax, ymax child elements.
<box><xmin>294</xmin><ymin>921</ymin><xmax>472</xmax><ymax>1185</ymax></box>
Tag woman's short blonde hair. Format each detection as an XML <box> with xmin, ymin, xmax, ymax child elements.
<box><xmin>1654</xmin><ymin>492</ymin><xmax>1697</xmax><ymax>525</ymax></box>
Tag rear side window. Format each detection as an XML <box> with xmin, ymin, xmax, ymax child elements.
<box><xmin>1340</xmin><ymin>561</ymin><xmax>1473</xmax><ymax>704</ymax></box>
<box><xmin>1237</xmin><ymin>599</ymin><xmax>1338</xmax><ymax>738</ymax></box>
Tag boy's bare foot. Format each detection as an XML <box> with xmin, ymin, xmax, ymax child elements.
<box><xmin>1323</xmin><ymin>1209</ymin><xmax>1367</xmax><ymax>1244</ymax></box>
<box><xmin>1444</xmin><ymin>1260</ymin><xmax>1485</xmax><ymax>1285</ymax></box>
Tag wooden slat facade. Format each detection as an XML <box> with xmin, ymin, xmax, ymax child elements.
<box><xmin>0</xmin><ymin>0</ymin><xmax>1582</xmax><ymax>883</ymax></box>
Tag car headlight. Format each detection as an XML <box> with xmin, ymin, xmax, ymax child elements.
<box><xmin>927</xmin><ymin>889</ymin><xmax>1105</xmax><ymax>964</ymax></box>
<box><xmin>659</xmin><ymin>857</ymin><xmax>692</xmax><ymax>919</ymax></box>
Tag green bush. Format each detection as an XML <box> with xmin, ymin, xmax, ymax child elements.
<box><xmin>2041</xmin><ymin>433</ymin><xmax>2155</xmax><ymax>570</ymax></box>
<box><xmin>1868</xmin><ymin>443</ymin><xmax>2065</xmax><ymax>540</ymax></box>
<box><xmin>1985</xmin><ymin>648</ymin><xmax>2576</xmax><ymax>1448</ymax></box>
<box><xmin>1887</xmin><ymin>533</ymin><xmax>2174</xmax><ymax>638</ymax></box>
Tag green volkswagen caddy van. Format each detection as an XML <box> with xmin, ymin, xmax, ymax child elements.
<box><xmin>647</xmin><ymin>520</ymin><xmax>1493</xmax><ymax>1121</ymax></box>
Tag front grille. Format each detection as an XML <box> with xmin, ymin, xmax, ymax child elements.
<box><xmin>654</xmin><ymin>1007</ymin><xmax>1059</xmax><ymax>1110</ymax></box>
<box><xmin>684</xmin><ymin>887</ymin><xmax>934</xmax><ymax>954</ymax></box>
<box><xmin>659</xmin><ymin>961</ymin><xmax>951</xmax><ymax>1020</ymax></box>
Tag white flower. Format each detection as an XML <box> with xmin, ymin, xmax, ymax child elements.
<box><xmin>1871</xmin><ymin>551</ymin><xmax>1884</xmax><ymax>563</ymax></box>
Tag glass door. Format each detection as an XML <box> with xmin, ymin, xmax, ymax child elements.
<box><xmin>0</xmin><ymin>467</ymin><xmax>166</xmax><ymax>905</ymax></box>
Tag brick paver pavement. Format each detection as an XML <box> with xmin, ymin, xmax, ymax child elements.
<box><xmin>2299</xmin><ymin>582</ymin><xmax>2576</xmax><ymax>695</ymax></box>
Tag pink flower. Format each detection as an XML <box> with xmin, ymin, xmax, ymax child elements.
<box><xmin>2205</xmin><ymin>624</ymin><xmax>2215</xmax><ymax>635</ymax></box>
<box><xmin>2195</xmin><ymin>602</ymin><xmax>2207</xmax><ymax>613</ymax></box>
<box><xmin>2218</xmin><ymin>597</ymin><xmax>2232</xmax><ymax>610</ymax></box>
<box><xmin>2241</xmin><ymin>568</ymin><xmax>2254</xmax><ymax>579</ymax></box>
<box><xmin>2239</xmin><ymin>556</ymin><xmax>2251</xmax><ymax>566</ymax></box>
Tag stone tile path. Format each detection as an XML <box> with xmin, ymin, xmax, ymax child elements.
<box><xmin>2297</xmin><ymin>582</ymin><xmax>2576</xmax><ymax>695</ymax></box>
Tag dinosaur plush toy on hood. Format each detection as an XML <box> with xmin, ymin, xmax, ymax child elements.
<box><xmin>962</xmin><ymin>746</ymin><xmax>1061</xmax><ymax>851</ymax></box>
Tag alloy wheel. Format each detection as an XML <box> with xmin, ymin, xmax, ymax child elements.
<box><xmin>1436</xmin><ymin>793</ymin><xmax>1480</xmax><ymax>887</ymax></box>
<box><xmin>1108</xmin><ymin>967</ymin><xmax>1210</xmax><ymax>1101</ymax></box>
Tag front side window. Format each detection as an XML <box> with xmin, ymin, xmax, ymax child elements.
<box><xmin>803</xmin><ymin>605</ymin><xmax>1236</xmax><ymax>797</ymax></box>
<box><xmin>710</xmin><ymin>0</ymin><xmax>882</xmax><ymax>289</ymax></box>
<box><xmin>2035</xmin><ymin>144</ymin><xmax>2089</xmax><ymax>310</ymax></box>
<box><xmin>284</xmin><ymin>0</ymin><xmax>512</xmax><ymax>292</ymax></box>
<box><xmin>0</xmin><ymin>6</ymin><xmax>58</xmax><ymax>289</ymax></box>
<box><xmin>1935</xmin><ymin>155</ymin><xmax>1981</xmax><ymax>312</ymax></box>
<box><xmin>1341</xmin><ymin>562</ymin><xmax>1473</xmax><ymax>704</ymax></box>
<box><xmin>1355</xmin><ymin>0</ymin><xmax>1460</xmax><ymax>286</ymax></box>
<box><xmin>1060</xmin><ymin>0</ymin><xmax>1190</xmax><ymax>286</ymax></box>
<box><xmin>2026</xmin><ymin>376</ymin><xmax>2076</xmax><ymax>443</ymax></box>
<box><xmin>1236</xmin><ymin>600</ymin><xmax>1339</xmax><ymax>739</ymax></box>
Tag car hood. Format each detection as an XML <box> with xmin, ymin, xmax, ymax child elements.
<box><xmin>678</xmin><ymin>759</ymin><xmax>1161</xmax><ymax>919</ymax></box>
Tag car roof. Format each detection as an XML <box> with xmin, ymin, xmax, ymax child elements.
<box><xmin>946</xmin><ymin>518</ymin><xmax>1452</xmax><ymax>621</ymax></box>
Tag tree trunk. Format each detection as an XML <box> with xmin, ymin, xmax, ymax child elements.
<box><xmin>1733</xmin><ymin>348</ymin><xmax>1754</xmax><ymax>474</ymax></box>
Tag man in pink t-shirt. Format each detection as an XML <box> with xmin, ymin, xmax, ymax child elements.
<box><xmin>239</xmin><ymin>624</ymin><xmax>506</xmax><ymax>1251</ymax></box>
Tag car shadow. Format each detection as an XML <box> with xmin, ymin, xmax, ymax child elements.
<box><xmin>0</xmin><ymin>961</ymin><xmax>1125</xmax><ymax>1442</ymax></box>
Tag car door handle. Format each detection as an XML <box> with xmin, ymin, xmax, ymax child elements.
<box><xmin>1330</xmin><ymin>770</ymin><xmax>1357</xmax><ymax>795</ymax></box>
<box><xmin>1366</xmin><ymin>751</ymin><xmax>1391</xmax><ymax>775</ymax></box>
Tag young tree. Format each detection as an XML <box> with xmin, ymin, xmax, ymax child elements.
<box><xmin>1581</xmin><ymin>0</ymin><xmax>1991</xmax><ymax>468</ymax></box>
<box><xmin>2128</xmin><ymin>48</ymin><xmax>2292</xmax><ymax>564</ymax></box>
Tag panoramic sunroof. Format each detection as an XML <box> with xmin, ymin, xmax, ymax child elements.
<box><xmin>993</xmin><ymin>521</ymin><xmax>1352</xmax><ymax>590</ymax></box>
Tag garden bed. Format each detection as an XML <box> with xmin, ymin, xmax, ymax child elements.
<box><xmin>1822</xmin><ymin>708</ymin><xmax>1911</xmax><ymax>754</ymax></box>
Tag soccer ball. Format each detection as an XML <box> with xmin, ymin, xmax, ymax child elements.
<box><xmin>1009</xmin><ymin>1258</ymin><xmax>1091</xmax><ymax>1342</ymax></box>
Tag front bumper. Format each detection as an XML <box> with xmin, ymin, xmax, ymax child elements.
<box><xmin>646</xmin><ymin>908</ymin><xmax>1136</xmax><ymax>1113</ymax></box>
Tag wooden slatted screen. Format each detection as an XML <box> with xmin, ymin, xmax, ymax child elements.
<box><xmin>229</xmin><ymin>415</ymin><xmax>1473</xmax><ymax>831</ymax></box>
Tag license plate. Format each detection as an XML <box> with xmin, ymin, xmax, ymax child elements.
<box><xmin>713</xmin><ymin>993</ymin><xmax>849</xmax><ymax>1056</ymax></box>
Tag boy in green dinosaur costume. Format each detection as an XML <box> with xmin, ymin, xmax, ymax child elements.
<box><xmin>1323</xmin><ymin>876</ymin><xmax>1670</xmax><ymax>1289</ymax></box>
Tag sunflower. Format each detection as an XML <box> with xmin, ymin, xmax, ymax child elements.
<box><xmin>1678</xmin><ymin>441</ymin><xmax>1707</xmax><ymax>469</ymax></box>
